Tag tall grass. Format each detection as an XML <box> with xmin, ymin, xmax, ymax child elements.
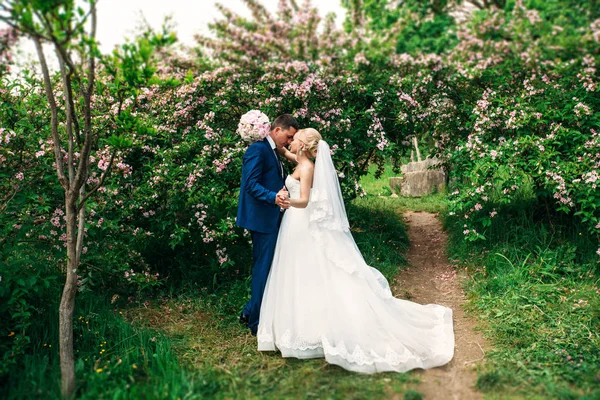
<box><xmin>445</xmin><ymin>202</ymin><xmax>600</xmax><ymax>399</ymax></box>
<box><xmin>2</xmin><ymin>294</ymin><xmax>201</xmax><ymax>399</ymax></box>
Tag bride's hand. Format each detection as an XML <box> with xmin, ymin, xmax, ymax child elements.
<box><xmin>276</xmin><ymin>186</ymin><xmax>290</xmax><ymax>209</ymax></box>
<box><xmin>278</xmin><ymin>146</ymin><xmax>298</xmax><ymax>163</ymax></box>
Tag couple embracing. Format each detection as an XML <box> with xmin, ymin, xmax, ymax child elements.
<box><xmin>236</xmin><ymin>114</ymin><xmax>454</xmax><ymax>374</ymax></box>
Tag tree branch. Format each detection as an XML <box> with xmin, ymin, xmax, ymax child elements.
<box><xmin>30</xmin><ymin>12</ymin><xmax>80</xmax><ymax>145</ymax></box>
<box><xmin>77</xmin><ymin>149</ymin><xmax>116</xmax><ymax>211</ymax></box>
<box><xmin>359</xmin><ymin>148</ymin><xmax>375</xmax><ymax>175</ymax></box>
<box><xmin>35</xmin><ymin>7</ymin><xmax>91</xmax><ymax>113</ymax></box>
<box><xmin>0</xmin><ymin>187</ymin><xmax>18</xmax><ymax>216</ymax></box>
<box><xmin>74</xmin><ymin>2</ymin><xmax>97</xmax><ymax>190</ymax></box>
<box><xmin>67</xmin><ymin>8</ymin><xmax>93</xmax><ymax>39</ymax></box>
<box><xmin>469</xmin><ymin>0</ymin><xmax>486</xmax><ymax>9</ymax></box>
<box><xmin>33</xmin><ymin>35</ymin><xmax>68</xmax><ymax>188</ymax></box>
<box><xmin>87</xmin><ymin>2</ymin><xmax>97</xmax><ymax>95</ymax></box>
<box><xmin>57</xmin><ymin>50</ymin><xmax>75</xmax><ymax>186</ymax></box>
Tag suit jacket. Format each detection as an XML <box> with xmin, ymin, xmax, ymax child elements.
<box><xmin>236</xmin><ymin>139</ymin><xmax>284</xmax><ymax>233</ymax></box>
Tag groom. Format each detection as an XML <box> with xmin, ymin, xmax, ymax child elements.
<box><xmin>237</xmin><ymin>114</ymin><xmax>299</xmax><ymax>335</ymax></box>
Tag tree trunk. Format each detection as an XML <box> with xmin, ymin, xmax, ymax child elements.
<box><xmin>76</xmin><ymin>185</ymin><xmax>86</xmax><ymax>265</ymax></box>
<box><xmin>59</xmin><ymin>192</ymin><xmax>78</xmax><ymax>398</ymax></box>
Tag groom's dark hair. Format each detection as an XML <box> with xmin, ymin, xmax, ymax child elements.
<box><xmin>271</xmin><ymin>114</ymin><xmax>299</xmax><ymax>131</ymax></box>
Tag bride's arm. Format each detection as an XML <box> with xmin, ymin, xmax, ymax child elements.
<box><xmin>289</xmin><ymin>165</ymin><xmax>314</xmax><ymax>209</ymax></box>
<box><xmin>277</xmin><ymin>146</ymin><xmax>298</xmax><ymax>164</ymax></box>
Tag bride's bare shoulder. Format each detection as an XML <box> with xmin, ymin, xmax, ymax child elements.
<box><xmin>298</xmin><ymin>160</ymin><xmax>314</xmax><ymax>174</ymax></box>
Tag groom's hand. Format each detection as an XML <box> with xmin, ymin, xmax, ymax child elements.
<box><xmin>276</xmin><ymin>187</ymin><xmax>290</xmax><ymax>209</ymax></box>
<box><xmin>275</xmin><ymin>195</ymin><xmax>290</xmax><ymax>209</ymax></box>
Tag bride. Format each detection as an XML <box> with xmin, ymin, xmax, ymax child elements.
<box><xmin>257</xmin><ymin>128</ymin><xmax>454</xmax><ymax>373</ymax></box>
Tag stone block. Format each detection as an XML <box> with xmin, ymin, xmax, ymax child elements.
<box><xmin>390</xmin><ymin>157</ymin><xmax>446</xmax><ymax>197</ymax></box>
<box><xmin>400</xmin><ymin>157</ymin><xmax>442</xmax><ymax>174</ymax></box>
<box><xmin>398</xmin><ymin>170</ymin><xmax>446</xmax><ymax>197</ymax></box>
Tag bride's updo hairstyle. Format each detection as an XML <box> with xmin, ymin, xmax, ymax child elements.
<box><xmin>298</xmin><ymin>128</ymin><xmax>322</xmax><ymax>159</ymax></box>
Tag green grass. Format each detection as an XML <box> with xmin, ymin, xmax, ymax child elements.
<box><xmin>347</xmin><ymin>199</ymin><xmax>408</xmax><ymax>279</ymax></box>
<box><xmin>357</xmin><ymin>162</ymin><xmax>447</xmax><ymax>215</ymax></box>
<box><xmin>445</xmin><ymin>206</ymin><xmax>600</xmax><ymax>399</ymax></box>
<box><xmin>358</xmin><ymin>162</ymin><xmax>400</xmax><ymax>196</ymax></box>
<box><xmin>123</xmin><ymin>289</ymin><xmax>416</xmax><ymax>400</ymax></box>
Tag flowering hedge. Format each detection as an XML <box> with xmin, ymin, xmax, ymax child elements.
<box><xmin>0</xmin><ymin>13</ymin><xmax>408</xmax><ymax>368</ymax></box>
<box><xmin>354</xmin><ymin>0</ymin><xmax>600</xmax><ymax>255</ymax></box>
<box><xmin>98</xmin><ymin>59</ymin><xmax>403</xmax><ymax>285</ymax></box>
<box><xmin>432</xmin><ymin>2</ymin><xmax>600</xmax><ymax>252</ymax></box>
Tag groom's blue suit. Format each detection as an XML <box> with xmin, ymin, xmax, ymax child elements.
<box><xmin>237</xmin><ymin>138</ymin><xmax>285</xmax><ymax>335</ymax></box>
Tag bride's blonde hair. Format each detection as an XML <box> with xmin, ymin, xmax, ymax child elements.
<box><xmin>298</xmin><ymin>128</ymin><xmax>322</xmax><ymax>159</ymax></box>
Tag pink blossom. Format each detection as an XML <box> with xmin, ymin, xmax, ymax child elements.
<box><xmin>574</xmin><ymin>102</ymin><xmax>591</xmax><ymax>117</ymax></box>
<box><xmin>354</xmin><ymin>52</ymin><xmax>370</xmax><ymax>65</ymax></box>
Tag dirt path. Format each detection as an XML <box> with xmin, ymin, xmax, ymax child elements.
<box><xmin>392</xmin><ymin>211</ymin><xmax>487</xmax><ymax>400</ymax></box>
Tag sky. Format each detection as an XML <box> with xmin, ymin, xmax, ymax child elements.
<box><xmin>95</xmin><ymin>0</ymin><xmax>346</xmax><ymax>52</ymax></box>
<box><xmin>5</xmin><ymin>0</ymin><xmax>346</xmax><ymax>67</ymax></box>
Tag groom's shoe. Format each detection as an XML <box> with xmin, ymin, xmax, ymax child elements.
<box><xmin>238</xmin><ymin>313</ymin><xmax>249</xmax><ymax>327</ymax></box>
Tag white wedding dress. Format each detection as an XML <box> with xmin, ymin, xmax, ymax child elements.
<box><xmin>257</xmin><ymin>142</ymin><xmax>454</xmax><ymax>374</ymax></box>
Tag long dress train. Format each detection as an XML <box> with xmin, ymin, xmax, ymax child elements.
<box><xmin>257</xmin><ymin>174</ymin><xmax>454</xmax><ymax>374</ymax></box>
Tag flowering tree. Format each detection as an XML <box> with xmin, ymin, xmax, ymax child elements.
<box><xmin>340</xmin><ymin>0</ymin><xmax>600</xmax><ymax>255</ymax></box>
<box><xmin>0</xmin><ymin>0</ymin><xmax>171</xmax><ymax>395</ymax></box>
<box><xmin>0</xmin><ymin>26</ymin><xmax>18</xmax><ymax>77</ymax></box>
<box><xmin>0</xmin><ymin>1</ymin><xmax>107</xmax><ymax>395</ymax></box>
<box><xmin>342</xmin><ymin>0</ymin><xmax>459</xmax><ymax>55</ymax></box>
<box><xmin>195</xmin><ymin>0</ymin><xmax>415</xmax><ymax>175</ymax></box>
<box><xmin>198</xmin><ymin>0</ymin><xmax>362</xmax><ymax>67</ymax></box>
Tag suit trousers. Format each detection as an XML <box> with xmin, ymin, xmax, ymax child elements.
<box><xmin>243</xmin><ymin>229</ymin><xmax>279</xmax><ymax>335</ymax></box>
